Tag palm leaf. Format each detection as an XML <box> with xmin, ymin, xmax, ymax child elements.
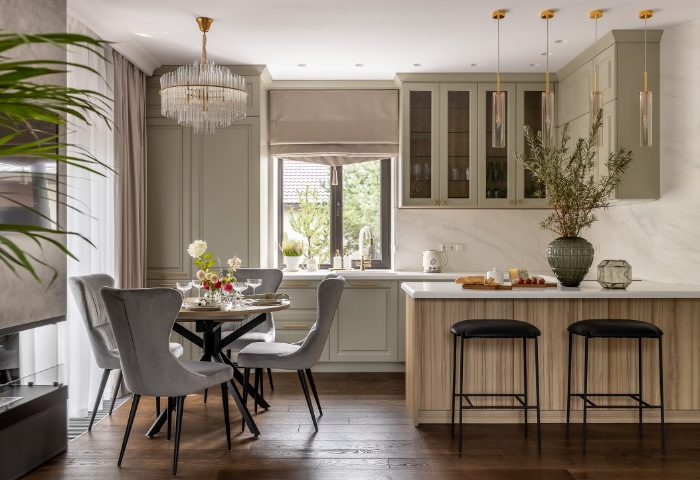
<box><xmin>0</xmin><ymin>31</ymin><xmax>112</xmax><ymax>282</ymax></box>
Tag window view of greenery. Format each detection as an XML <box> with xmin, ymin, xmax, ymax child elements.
<box><xmin>281</xmin><ymin>159</ymin><xmax>385</xmax><ymax>266</ymax></box>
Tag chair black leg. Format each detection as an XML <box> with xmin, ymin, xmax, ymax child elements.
<box><xmin>659</xmin><ymin>337</ymin><xmax>666</xmax><ymax>453</ymax></box>
<box><xmin>89</xmin><ymin>369</ymin><xmax>111</xmax><ymax>431</ymax></box>
<box><xmin>565</xmin><ymin>332</ymin><xmax>573</xmax><ymax>438</ymax></box>
<box><xmin>167</xmin><ymin>397</ymin><xmax>174</xmax><ymax>441</ymax></box>
<box><xmin>458</xmin><ymin>335</ymin><xmax>465</xmax><ymax>453</ymax></box>
<box><xmin>254</xmin><ymin>369</ymin><xmax>261</xmax><ymax>413</ymax></box>
<box><xmin>638</xmin><ymin>337</ymin><xmax>644</xmax><ymax>438</ymax></box>
<box><xmin>118</xmin><ymin>394</ymin><xmax>140</xmax><ymax>466</ymax></box>
<box><xmin>173</xmin><ymin>396</ymin><xmax>186</xmax><ymax>475</ymax></box>
<box><xmin>203</xmin><ymin>388</ymin><xmax>208</xmax><ymax>404</ymax></box>
<box><xmin>582</xmin><ymin>335</ymin><xmax>590</xmax><ymax>453</ymax></box>
<box><xmin>267</xmin><ymin>368</ymin><xmax>274</xmax><ymax>391</ymax></box>
<box><xmin>156</xmin><ymin>396</ymin><xmax>161</xmax><ymax>416</ymax></box>
<box><xmin>109</xmin><ymin>370</ymin><xmax>122</xmax><ymax>415</ymax></box>
<box><xmin>242</xmin><ymin>368</ymin><xmax>251</xmax><ymax>432</ymax></box>
<box><xmin>221</xmin><ymin>383</ymin><xmax>231</xmax><ymax>451</ymax></box>
<box><xmin>523</xmin><ymin>338</ymin><xmax>528</xmax><ymax>438</ymax></box>
<box><xmin>298</xmin><ymin>370</ymin><xmax>318</xmax><ymax>431</ymax></box>
<box><xmin>535</xmin><ymin>336</ymin><xmax>542</xmax><ymax>454</ymax></box>
<box><xmin>305</xmin><ymin>368</ymin><xmax>322</xmax><ymax>415</ymax></box>
<box><xmin>451</xmin><ymin>333</ymin><xmax>457</xmax><ymax>438</ymax></box>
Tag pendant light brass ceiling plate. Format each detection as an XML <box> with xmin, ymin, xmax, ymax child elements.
<box><xmin>639</xmin><ymin>10</ymin><xmax>653</xmax><ymax>20</ymax></box>
<box><xmin>540</xmin><ymin>10</ymin><xmax>554</xmax><ymax>20</ymax></box>
<box><xmin>589</xmin><ymin>10</ymin><xmax>603</xmax><ymax>20</ymax></box>
<box><xmin>196</xmin><ymin>17</ymin><xmax>213</xmax><ymax>33</ymax></box>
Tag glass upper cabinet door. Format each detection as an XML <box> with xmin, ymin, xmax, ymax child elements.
<box><xmin>477</xmin><ymin>83</ymin><xmax>515</xmax><ymax>206</ymax></box>
<box><xmin>401</xmin><ymin>84</ymin><xmax>439</xmax><ymax>206</ymax></box>
<box><xmin>439</xmin><ymin>84</ymin><xmax>477</xmax><ymax>206</ymax></box>
<box><xmin>516</xmin><ymin>83</ymin><xmax>548</xmax><ymax>207</ymax></box>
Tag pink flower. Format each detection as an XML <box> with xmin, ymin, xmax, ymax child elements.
<box><xmin>224</xmin><ymin>283</ymin><xmax>233</xmax><ymax>292</ymax></box>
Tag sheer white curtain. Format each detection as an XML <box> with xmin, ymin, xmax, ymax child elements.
<box><xmin>60</xmin><ymin>18</ymin><xmax>115</xmax><ymax>418</ymax></box>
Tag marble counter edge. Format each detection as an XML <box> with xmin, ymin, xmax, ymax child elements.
<box><xmin>400</xmin><ymin>281</ymin><xmax>700</xmax><ymax>299</ymax></box>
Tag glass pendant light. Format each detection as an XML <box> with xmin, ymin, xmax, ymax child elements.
<box><xmin>589</xmin><ymin>10</ymin><xmax>603</xmax><ymax>147</ymax></box>
<box><xmin>492</xmin><ymin>10</ymin><xmax>506</xmax><ymax>149</ymax></box>
<box><xmin>541</xmin><ymin>10</ymin><xmax>555</xmax><ymax>147</ymax></box>
<box><xmin>639</xmin><ymin>10</ymin><xmax>653</xmax><ymax>147</ymax></box>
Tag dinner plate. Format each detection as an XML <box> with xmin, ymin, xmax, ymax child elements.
<box><xmin>183</xmin><ymin>304</ymin><xmax>221</xmax><ymax>311</ymax></box>
<box><xmin>247</xmin><ymin>299</ymin><xmax>285</xmax><ymax>306</ymax></box>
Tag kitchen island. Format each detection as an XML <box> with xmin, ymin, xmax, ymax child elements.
<box><xmin>401</xmin><ymin>280</ymin><xmax>700</xmax><ymax>425</ymax></box>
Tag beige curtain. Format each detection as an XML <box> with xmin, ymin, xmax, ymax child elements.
<box><xmin>113</xmin><ymin>52</ymin><xmax>147</xmax><ymax>288</ymax></box>
<box><xmin>269</xmin><ymin>89</ymin><xmax>399</xmax><ymax>165</ymax></box>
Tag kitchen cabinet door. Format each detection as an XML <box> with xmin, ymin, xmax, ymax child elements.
<box><xmin>329</xmin><ymin>280</ymin><xmax>398</xmax><ymax>362</ymax></box>
<box><xmin>477</xmin><ymin>82</ymin><xmax>516</xmax><ymax>207</ymax></box>
<box><xmin>515</xmin><ymin>83</ymin><xmax>549</xmax><ymax>207</ymax></box>
<box><xmin>400</xmin><ymin>84</ymin><xmax>439</xmax><ymax>206</ymax></box>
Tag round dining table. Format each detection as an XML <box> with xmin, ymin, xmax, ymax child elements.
<box><xmin>146</xmin><ymin>300</ymin><xmax>290</xmax><ymax>438</ymax></box>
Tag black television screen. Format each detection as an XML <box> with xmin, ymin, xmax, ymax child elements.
<box><xmin>0</xmin><ymin>124</ymin><xmax>59</xmax><ymax>227</ymax></box>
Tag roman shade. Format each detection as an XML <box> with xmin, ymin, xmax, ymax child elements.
<box><xmin>269</xmin><ymin>89</ymin><xmax>399</xmax><ymax>165</ymax></box>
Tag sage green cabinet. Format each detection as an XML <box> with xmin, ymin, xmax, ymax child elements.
<box><xmin>277</xmin><ymin>279</ymin><xmax>400</xmax><ymax>363</ymax></box>
<box><xmin>556</xmin><ymin>31</ymin><xmax>661</xmax><ymax>199</ymax></box>
<box><xmin>399</xmin><ymin>77</ymin><xmax>550</xmax><ymax>208</ymax></box>
<box><xmin>146</xmin><ymin>66</ymin><xmax>268</xmax><ymax>287</ymax></box>
<box><xmin>330</xmin><ymin>280</ymin><xmax>398</xmax><ymax>362</ymax></box>
<box><xmin>400</xmin><ymin>83</ymin><xmax>478</xmax><ymax>207</ymax></box>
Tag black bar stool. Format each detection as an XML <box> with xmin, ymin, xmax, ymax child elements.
<box><xmin>450</xmin><ymin>319</ymin><xmax>541</xmax><ymax>453</ymax></box>
<box><xmin>566</xmin><ymin>319</ymin><xmax>665</xmax><ymax>453</ymax></box>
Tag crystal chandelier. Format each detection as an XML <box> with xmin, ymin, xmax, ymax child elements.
<box><xmin>159</xmin><ymin>17</ymin><xmax>247</xmax><ymax>134</ymax></box>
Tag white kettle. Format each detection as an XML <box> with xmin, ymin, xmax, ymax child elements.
<box><xmin>422</xmin><ymin>250</ymin><xmax>448</xmax><ymax>273</ymax></box>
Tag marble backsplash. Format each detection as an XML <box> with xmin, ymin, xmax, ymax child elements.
<box><xmin>394</xmin><ymin>19</ymin><xmax>700</xmax><ymax>285</ymax></box>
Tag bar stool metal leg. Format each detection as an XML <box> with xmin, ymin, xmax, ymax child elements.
<box><xmin>566</xmin><ymin>331</ymin><xmax>573</xmax><ymax>438</ymax></box>
<box><xmin>523</xmin><ymin>338</ymin><xmax>528</xmax><ymax>438</ymax></box>
<box><xmin>458</xmin><ymin>335</ymin><xmax>465</xmax><ymax>453</ymax></box>
<box><xmin>535</xmin><ymin>336</ymin><xmax>541</xmax><ymax>453</ymax></box>
<box><xmin>638</xmin><ymin>337</ymin><xmax>643</xmax><ymax>437</ymax></box>
<box><xmin>451</xmin><ymin>333</ymin><xmax>457</xmax><ymax>438</ymax></box>
<box><xmin>582</xmin><ymin>334</ymin><xmax>590</xmax><ymax>453</ymax></box>
<box><xmin>659</xmin><ymin>337</ymin><xmax>666</xmax><ymax>453</ymax></box>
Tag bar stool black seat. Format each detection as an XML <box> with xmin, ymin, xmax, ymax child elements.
<box><xmin>450</xmin><ymin>319</ymin><xmax>541</xmax><ymax>453</ymax></box>
<box><xmin>566</xmin><ymin>319</ymin><xmax>665</xmax><ymax>453</ymax></box>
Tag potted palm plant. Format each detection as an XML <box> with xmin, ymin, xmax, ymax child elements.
<box><xmin>0</xmin><ymin>32</ymin><xmax>111</xmax><ymax>282</ymax></box>
<box><xmin>516</xmin><ymin>111</ymin><xmax>632</xmax><ymax>287</ymax></box>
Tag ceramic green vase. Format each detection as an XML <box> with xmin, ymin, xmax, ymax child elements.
<box><xmin>547</xmin><ymin>237</ymin><xmax>594</xmax><ymax>287</ymax></box>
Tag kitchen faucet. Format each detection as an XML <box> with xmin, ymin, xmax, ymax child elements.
<box><xmin>358</xmin><ymin>226</ymin><xmax>373</xmax><ymax>271</ymax></box>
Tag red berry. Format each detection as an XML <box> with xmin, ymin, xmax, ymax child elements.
<box><xmin>518</xmin><ymin>278</ymin><xmax>524</xmax><ymax>284</ymax></box>
<box><xmin>539</xmin><ymin>278</ymin><xmax>545</xmax><ymax>284</ymax></box>
<box><xmin>525</xmin><ymin>278</ymin><xmax>532</xmax><ymax>284</ymax></box>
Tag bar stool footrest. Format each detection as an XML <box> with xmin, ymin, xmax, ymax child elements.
<box><xmin>571</xmin><ymin>393</ymin><xmax>661</xmax><ymax>409</ymax></box>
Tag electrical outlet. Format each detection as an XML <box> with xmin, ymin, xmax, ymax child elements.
<box><xmin>455</xmin><ymin>243</ymin><xmax>465</xmax><ymax>251</ymax></box>
<box><xmin>448</xmin><ymin>244</ymin><xmax>456</xmax><ymax>251</ymax></box>
<box><xmin>439</xmin><ymin>243</ymin><xmax>447</xmax><ymax>251</ymax></box>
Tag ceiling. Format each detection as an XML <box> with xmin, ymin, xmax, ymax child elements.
<box><xmin>68</xmin><ymin>0</ymin><xmax>700</xmax><ymax>80</ymax></box>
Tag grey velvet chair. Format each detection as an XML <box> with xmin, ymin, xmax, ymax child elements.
<box><xmin>237</xmin><ymin>275</ymin><xmax>345</xmax><ymax>430</ymax></box>
<box><xmin>68</xmin><ymin>274</ymin><xmax>184</xmax><ymax>430</ymax></box>
<box><xmin>100</xmin><ymin>287</ymin><xmax>234</xmax><ymax>475</ymax></box>
<box><xmin>221</xmin><ymin>268</ymin><xmax>283</xmax><ymax>391</ymax></box>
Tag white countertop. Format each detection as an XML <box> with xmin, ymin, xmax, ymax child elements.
<box><xmin>401</xmin><ymin>280</ymin><xmax>700</xmax><ymax>299</ymax></box>
<box><xmin>282</xmin><ymin>270</ymin><xmax>460</xmax><ymax>281</ymax></box>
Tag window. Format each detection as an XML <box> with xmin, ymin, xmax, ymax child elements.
<box><xmin>279</xmin><ymin>158</ymin><xmax>391</xmax><ymax>268</ymax></box>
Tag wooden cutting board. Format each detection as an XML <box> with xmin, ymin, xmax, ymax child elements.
<box><xmin>511</xmin><ymin>282</ymin><xmax>557</xmax><ymax>288</ymax></box>
<box><xmin>461</xmin><ymin>284</ymin><xmax>513</xmax><ymax>290</ymax></box>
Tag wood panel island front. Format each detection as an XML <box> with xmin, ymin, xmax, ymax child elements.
<box><xmin>401</xmin><ymin>281</ymin><xmax>700</xmax><ymax>426</ymax></box>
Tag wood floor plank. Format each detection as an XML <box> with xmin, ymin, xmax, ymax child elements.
<box><xmin>20</xmin><ymin>372</ymin><xmax>700</xmax><ymax>479</ymax></box>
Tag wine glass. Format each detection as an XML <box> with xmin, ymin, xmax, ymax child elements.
<box><xmin>191</xmin><ymin>279</ymin><xmax>202</xmax><ymax>299</ymax></box>
<box><xmin>246</xmin><ymin>278</ymin><xmax>262</xmax><ymax>296</ymax></box>
<box><xmin>175</xmin><ymin>280</ymin><xmax>192</xmax><ymax>307</ymax></box>
<box><xmin>232</xmin><ymin>282</ymin><xmax>248</xmax><ymax>307</ymax></box>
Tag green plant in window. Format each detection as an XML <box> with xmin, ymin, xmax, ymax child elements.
<box><xmin>342</xmin><ymin>162</ymin><xmax>380</xmax><ymax>253</ymax></box>
<box><xmin>280</xmin><ymin>235</ymin><xmax>303</xmax><ymax>257</ymax></box>
<box><xmin>288</xmin><ymin>185</ymin><xmax>329</xmax><ymax>262</ymax></box>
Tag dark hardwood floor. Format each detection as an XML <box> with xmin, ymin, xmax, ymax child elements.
<box><xmin>24</xmin><ymin>373</ymin><xmax>700</xmax><ymax>479</ymax></box>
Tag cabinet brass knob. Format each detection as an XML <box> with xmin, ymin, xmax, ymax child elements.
<box><xmin>441</xmin><ymin>200</ymin><xmax>446</xmax><ymax>206</ymax></box>
<box><xmin>433</xmin><ymin>200</ymin><xmax>438</xmax><ymax>205</ymax></box>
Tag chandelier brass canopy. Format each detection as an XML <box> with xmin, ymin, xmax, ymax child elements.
<box><xmin>159</xmin><ymin>17</ymin><xmax>248</xmax><ymax>134</ymax></box>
